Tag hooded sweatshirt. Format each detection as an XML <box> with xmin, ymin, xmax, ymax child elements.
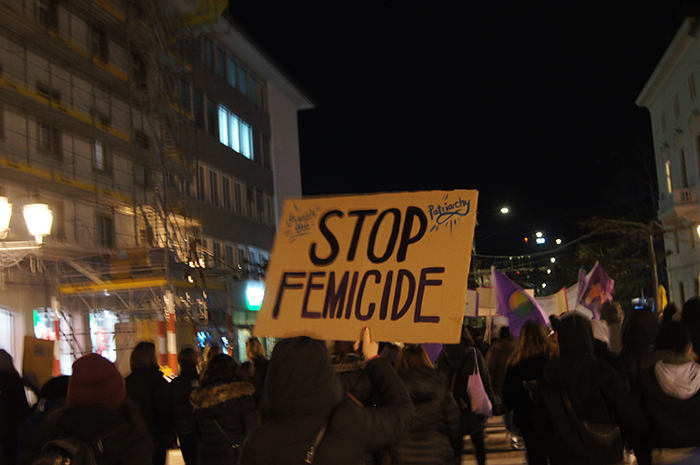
<box><xmin>239</xmin><ymin>337</ymin><xmax>414</xmax><ymax>465</ymax></box>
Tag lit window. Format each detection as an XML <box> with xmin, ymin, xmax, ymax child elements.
<box><xmin>218</xmin><ymin>106</ymin><xmax>229</xmax><ymax>146</ymax></box>
<box><xmin>665</xmin><ymin>160</ymin><xmax>673</xmax><ymax>193</ymax></box>
<box><xmin>240</xmin><ymin>121</ymin><xmax>252</xmax><ymax>159</ymax></box>
<box><xmin>229</xmin><ymin>112</ymin><xmax>240</xmax><ymax>152</ymax></box>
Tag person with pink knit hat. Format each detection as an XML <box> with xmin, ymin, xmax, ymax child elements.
<box><xmin>19</xmin><ymin>353</ymin><xmax>152</xmax><ymax>465</ymax></box>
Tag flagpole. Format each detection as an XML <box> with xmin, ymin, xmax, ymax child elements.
<box><xmin>647</xmin><ymin>233</ymin><xmax>660</xmax><ymax>311</ymax></box>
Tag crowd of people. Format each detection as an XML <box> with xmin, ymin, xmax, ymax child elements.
<box><xmin>1</xmin><ymin>298</ymin><xmax>700</xmax><ymax>465</ymax></box>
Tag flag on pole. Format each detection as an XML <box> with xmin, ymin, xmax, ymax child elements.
<box><xmin>576</xmin><ymin>261</ymin><xmax>614</xmax><ymax>319</ymax></box>
<box><xmin>492</xmin><ymin>267</ymin><xmax>549</xmax><ymax>338</ymax></box>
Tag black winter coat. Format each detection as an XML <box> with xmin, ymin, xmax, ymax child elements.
<box><xmin>538</xmin><ymin>313</ymin><xmax>624</xmax><ymax>465</ymax></box>
<box><xmin>0</xmin><ymin>368</ymin><xmax>30</xmax><ymax>465</ymax></box>
<box><xmin>19</xmin><ymin>405</ymin><xmax>152</xmax><ymax>465</ymax></box>
<box><xmin>436</xmin><ymin>344</ymin><xmax>496</xmax><ymax>435</ymax></box>
<box><xmin>239</xmin><ymin>337</ymin><xmax>414</xmax><ymax>465</ymax></box>
<box><xmin>502</xmin><ymin>353</ymin><xmax>549</xmax><ymax>433</ymax></box>
<box><xmin>242</xmin><ymin>358</ymin><xmax>269</xmax><ymax>407</ymax></box>
<box><xmin>125</xmin><ymin>367</ymin><xmax>175</xmax><ymax>451</ymax></box>
<box><xmin>170</xmin><ymin>368</ymin><xmax>199</xmax><ymax>435</ymax></box>
<box><xmin>191</xmin><ymin>381</ymin><xmax>259</xmax><ymax>465</ymax></box>
<box><xmin>332</xmin><ymin>358</ymin><xmax>376</xmax><ymax>407</ymax></box>
<box><xmin>390</xmin><ymin>368</ymin><xmax>460</xmax><ymax>465</ymax></box>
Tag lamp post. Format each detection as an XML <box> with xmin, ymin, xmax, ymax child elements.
<box><xmin>0</xmin><ymin>196</ymin><xmax>53</xmax><ymax>267</ymax></box>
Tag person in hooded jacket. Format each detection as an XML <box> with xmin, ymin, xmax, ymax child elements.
<box><xmin>125</xmin><ymin>341</ymin><xmax>175</xmax><ymax>465</ymax></box>
<box><xmin>617</xmin><ymin>304</ymin><xmax>659</xmax><ymax>394</ymax></box>
<box><xmin>535</xmin><ymin>312</ymin><xmax>624</xmax><ymax>465</ymax></box>
<box><xmin>170</xmin><ymin>346</ymin><xmax>200</xmax><ymax>465</ymax></box>
<box><xmin>190</xmin><ymin>353</ymin><xmax>258</xmax><ymax>465</ymax></box>
<box><xmin>241</xmin><ymin>338</ymin><xmax>269</xmax><ymax>408</ymax></box>
<box><xmin>502</xmin><ymin>320</ymin><xmax>558</xmax><ymax>465</ymax></box>
<box><xmin>238</xmin><ymin>328</ymin><xmax>414</xmax><ymax>465</ymax></box>
<box><xmin>389</xmin><ymin>344</ymin><xmax>460</xmax><ymax>465</ymax></box>
<box><xmin>627</xmin><ymin>321</ymin><xmax>700</xmax><ymax>465</ymax></box>
<box><xmin>0</xmin><ymin>349</ymin><xmax>30</xmax><ymax>465</ymax></box>
<box><xmin>436</xmin><ymin>327</ymin><xmax>496</xmax><ymax>465</ymax></box>
<box><xmin>20</xmin><ymin>353</ymin><xmax>152</xmax><ymax>465</ymax></box>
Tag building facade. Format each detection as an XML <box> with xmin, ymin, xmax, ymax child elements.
<box><xmin>637</xmin><ymin>17</ymin><xmax>700</xmax><ymax>305</ymax></box>
<box><xmin>0</xmin><ymin>0</ymin><xmax>311</xmax><ymax>375</ymax></box>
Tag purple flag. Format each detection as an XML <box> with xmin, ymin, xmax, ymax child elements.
<box><xmin>577</xmin><ymin>262</ymin><xmax>614</xmax><ymax>319</ymax></box>
<box><xmin>492</xmin><ymin>267</ymin><xmax>549</xmax><ymax>339</ymax></box>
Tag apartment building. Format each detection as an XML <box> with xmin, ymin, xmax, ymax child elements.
<box><xmin>637</xmin><ymin>17</ymin><xmax>700</xmax><ymax>304</ymax></box>
<box><xmin>0</xmin><ymin>0</ymin><xmax>312</xmax><ymax>374</ymax></box>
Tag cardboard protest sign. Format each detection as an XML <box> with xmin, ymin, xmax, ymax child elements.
<box><xmin>254</xmin><ymin>190</ymin><xmax>478</xmax><ymax>343</ymax></box>
<box><xmin>22</xmin><ymin>336</ymin><xmax>54</xmax><ymax>388</ymax></box>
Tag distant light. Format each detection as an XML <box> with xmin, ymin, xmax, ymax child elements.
<box><xmin>524</xmin><ymin>237</ymin><xmax>529</xmax><ymax>243</ymax></box>
<box><xmin>500</xmin><ymin>207</ymin><xmax>509</xmax><ymax>214</ymax></box>
<box><xmin>536</xmin><ymin>237</ymin><xmax>546</xmax><ymax>245</ymax></box>
<box><xmin>550</xmin><ymin>257</ymin><xmax>556</xmax><ymax>263</ymax></box>
<box><xmin>556</xmin><ymin>238</ymin><xmax>562</xmax><ymax>245</ymax></box>
<box><xmin>697</xmin><ymin>225</ymin><xmax>700</xmax><ymax>239</ymax></box>
<box><xmin>535</xmin><ymin>231</ymin><xmax>543</xmax><ymax>238</ymax></box>
<box><xmin>547</xmin><ymin>269</ymin><xmax>552</xmax><ymax>274</ymax></box>
<box><xmin>542</xmin><ymin>283</ymin><xmax>547</xmax><ymax>288</ymax></box>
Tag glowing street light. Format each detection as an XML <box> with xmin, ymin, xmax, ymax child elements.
<box><xmin>550</xmin><ymin>257</ymin><xmax>556</xmax><ymax>263</ymax></box>
<box><xmin>500</xmin><ymin>207</ymin><xmax>509</xmax><ymax>214</ymax></box>
<box><xmin>23</xmin><ymin>203</ymin><xmax>53</xmax><ymax>244</ymax></box>
<box><xmin>556</xmin><ymin>238</ymin><xmax>562</xmax><ymax>245</ymax></box>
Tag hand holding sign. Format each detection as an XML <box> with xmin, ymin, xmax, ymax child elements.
<box><xmin>356</xmin><ymin>327</ymin><xmax>379</xmax><ymax>360</ymax></box>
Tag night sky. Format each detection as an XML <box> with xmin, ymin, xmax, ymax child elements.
<box><xmin>227</xmin><ymin>2</ymin><xmax>697</xmax><ymax>256</ymax></box>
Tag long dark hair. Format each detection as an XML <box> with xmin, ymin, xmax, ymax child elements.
<box><xmin>395</xmin><ymin>344</ymin><xmax>433</xmax><ymax>370</ymax></box>
<box><xmin>177</xmin><ymin>346</ymin><xmax>199</xmax><ymax>376</ymax></box>
<box><xmin>199</xmin><ymin>354</ymin><xmax>247</xmax><ymax>388</ymax></box>
<box><xmin>130</xmin><ymin>341</ymin><xmax>159</xmax><ymax>370</ymax></box>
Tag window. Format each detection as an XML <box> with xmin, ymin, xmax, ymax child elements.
<box><xmin>265</xmin><ymin>195</ymin><xmax>274</xmax><ymax>225</ymax></box>
<box><xmin>93</xmin><ymin>111</ymin><xmax>110</xmax><ymax>129</ymax></box>
<box><xmin>206</xmin><ymin>99</ymin><xmax>217</xmax><ymax>138</ymax></box>
<box><xmin>201</xmin><ymin>238</ymin><xmax>209</xmax><ymax>267</ymax></box>
<box><xmin>246</xmin><ymin>185</ymin><xmax>254</xmax><ymax>218</ymax></box>
<box><xmin>256</xmin><ymin>189</ymin><xmax>264</xmax><ymax>222</ymax></box>
<box><xmin>249</xmin><ymin>76</ymin><xmax>259</xmax><ymax>106</ymax></box>
<box><xmin>197</xmin><ymin>165</ymin><xmax>207</xmax><ymax>201</ymax></box>
<box><xmin>222</xmin><ymin>177</ymin><xmax>231</xmax><ymax>210</ymax></box>
<box><xmin>225</xmin><ymin>244</ymin><xmax>234</xmax><ymax>266</ymax></box>
<box><xmin>134</xmin><ymin>130</ymin><xmax>150</xmax><ymax>149</ymax></box>
<box><xmin>91</xmin><ymin>25</ymin><xmax>109</xmax><ymax>62</ymax></box>
<box><xmin>690</xmin><ymin>74</ymin><xmax>697</xmax><ymax>100</ymax></box>
<box><xmin>93</xmin><ymin>140</ymin><xmax>111</xmax><ymax>173</ymax></box>
<box><xmin>37</xmin><ymin>83</ymin><xmax>60</xmax><ymax>104</ymax></box>
<box><xmin>665</xmin><ymin>160</ymin><xmax>673</xmax><ymax>193</ymax></box>
<box><xmin>179</xmin><ymin>80</ymin><xmax>190</xmax><ymax>113</ymax></box>
<box><xmin>209</xmin><ymin>170</ymin><xmax>219</xmax><ymax>207</ymax></box>
<box><xmin>203</xmin><ymin>39</ymin><xmax>214</xmax><ymax>70</ymax></box>
<box><xmin>237</xmin><ymin>245</ymin><xmax>247</xmax><ymax>270</ymax></box>
<box><xmin>134</xmin><ymin>164</ymin><xmax>151</xmax><ymax>186</ymax></box>
<box><xmin>240</xmin><ymin>121</ymin><xmax>252</xmax><ymax>158</ymax></box>
<box><xmin>218</xmin><ymin>105</ymin><xmax>229</xmax><ymax>146</ymax></box>
<box><xmin>234</xmin><ymin>181</ymin><xmax>243</xmax><ymax>214</ymax></box>
<box><xmin>37</xmin><ymin>0</ymin><xmax>58</xmax><ymax>30</ymax></box>
<box><xmin>132</xmin><ymin>52</ymin><xmax>147</xmax><ymax>85</ymax></box>
<box><xmin>193</xmin><ymin>90</ymin><xmax>204</xmax><ymax>129</ymax></box>
<box><xmin>37</xmin><ymin>120</ymin><xmax>62</xmax><ymax>160</ymax></box>
<box><xmin>249</xmin><ymin>248</ymin><xmax>259</xmax><ymax>278</ymax></box>
<box><xmin>227</xmin><ymin>57</ymin><xmax>237</xmax><ymax>87</ymax></box>
<box><xmin>51</xmin><ymin>200</ymin><xmax>65</xmax><ymax>241</ymax></box>
<box><xmin>238</xmin><ymin>66</ymin><xmax>247</xmax><ymax>95</ymax></box>
<box><xmin>97</xmin><ymin>213</ymin><xmax>114</xmax><ymax>248</ymax></box>
<box><xmin>680</xmin><ymin>149</ymin><xmax>688</xmax><ymax>188</ymax></box>
<box><xmin>674</xmin><ymin>94</ymin><xmax>680</xmax><ymax>118</ymax></box>
<box><xmin>213</xmin><ymin>241</ymin><xmax>222</xmax><ymax>268</ymax></box>
<box><xmin>215</xmin><ymin>48</ymin><xmax>226</xmax><ymax>78</ymax></box>
<box><xmin>218</xmin><ymin>105</ymin><xmax>253</xmax><ymax>159</ymax></box>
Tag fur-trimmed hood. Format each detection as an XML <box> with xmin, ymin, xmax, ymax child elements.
<box><xmin>190</xmin><ymin>381</ymin><xmax>255</xmax><ymax>409</ymax></box>
<box><xmin>332</xmin><ymin>360</ymin><xmax>365</xmax><ymax>373</ymax></box>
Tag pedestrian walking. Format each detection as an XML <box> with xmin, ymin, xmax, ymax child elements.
<box><xmin>125</xmin><ymin>341</ymin><xmax>175</xmax><ymax>465</ymax></box>
<box><xmin>436</xmin><ymin>327</ymin><xmax>496</xmax><ymax>465</ymax></box>
<box><xmin>389</xmin><ymin>344</ymin><xmax>460</xmax><ymax>465</ymax></box>
<box><xmin>19</xmin><ymin>353</ymin><xmax>151</xmax><ymax>465</ymax></box>
<box><xmin>627</xmin><ymin>321</ymin><xmax>700</xmax><ymax>465</ymax></box>
<box><xmin>536</xmin><ymin>312</ymin><xmax>624</xmax><ymax>465</ymax></box>
<box><xmin>485</xmin><ymin>326</ymin><xmax>517</xmax><ymax>446</ymax></box>
<box><xmin>618</xmin><ymin>304</ymin><xmax>659</xmax><ymax>393</ymax></box>
<box><xmin>238</xmin><ymin>328</ymin><xmax>414</xmax><ymax>465</ymax></box>
<box><xmin>191</xmin><ymin>353</ymin><xmax>258</xmax><ymax>465</ymax></box>
<box><xmin>502</xmin><ymin>320</ymin><xmax>558</xmax><ymax>464</ymax></box>
<box><xmin>241</xmin><ymin>337</ymin><xmax>269</xmax><ymax>407</ymax></box>
<box><xmin>170</xmin><ymin>346</ymin><xmax>200</xmax><ymax>465</ymax></box>
<box><xmin>0</xmin><ymin>349</ymin><xmax>30</xmax><ymax>465</ymax></box>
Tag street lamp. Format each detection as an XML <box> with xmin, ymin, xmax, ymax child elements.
<box><xmin>0</xmin><ymin>196</ymin><xmax>53</xmax><ymax>268</ymax></box>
